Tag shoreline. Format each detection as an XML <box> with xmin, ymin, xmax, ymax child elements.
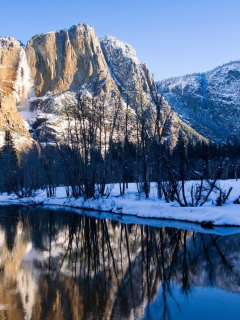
<box><xmin>1</xmin><ymin>200</ymin><xmax>240</xmax><ymax>237</ymax></box>
<box><xmin>0</xmin><ymin>179</ymin><xmax>239</xmax><ymax>228</ymax></box>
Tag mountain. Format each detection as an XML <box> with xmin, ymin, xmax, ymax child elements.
<box><xmin>24</xmin><ymin>24</ymin><xmax>131</xmax><ymax>143</ymax></box>
<box><xmin>100</xmin><ymin>35</ymin><xmax>208</xmax><ymax>146</ymax></box>
<box><xmin>0</xmin><ymin>23</ymin><xmax>211</xmax><ymax>149</ymax></box>
<box><xmin>158</xmin><ymin>61</ymin><xmax>240</xmax><ymax>142</ymax></box>
<box><xmin>2</xmin><ymin>23</ymin><xmax>240</xmax><ymax>149</ymax></box>
<box><xmin>0</xmin><ymin>37</ymin><xmax>33</xmax><ymax>148</ymax></box>
<box><xmin>20</xmin><ymin>24</ymin><xmax>206</xmax><ymax>147</ymax></box>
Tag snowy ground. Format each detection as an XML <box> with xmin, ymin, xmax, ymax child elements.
<box><xmin>0</xmin><ymin>180</ymin><xmax>240</xmax><ymax>227</ymax></box>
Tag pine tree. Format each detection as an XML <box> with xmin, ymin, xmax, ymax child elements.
<box><xmin>0</xmin><ymin>130</ymin><xmax>18</xmax><ymax>192</ymax></box>
<box><xmin>0</xmin><ymin>130</ymin><xmax>18</xmax><ymax>169</ymax></box>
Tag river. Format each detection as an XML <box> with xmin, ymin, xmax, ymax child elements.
<box><xmin>0</xmin><ymin>205</ymin><xmax>240</xmax><ymax>320</ymax></box>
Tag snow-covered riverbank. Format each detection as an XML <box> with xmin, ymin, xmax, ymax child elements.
<box><xmin>0</xmin><ymin>180</ymin><xmax>240</xmax><ymax>226</ymax></box>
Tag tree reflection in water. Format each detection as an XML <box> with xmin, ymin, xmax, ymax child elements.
<box><xmin>0</xmin><ymin>205</ymin><xmax>239</xmax><ymax>320</ymax></box>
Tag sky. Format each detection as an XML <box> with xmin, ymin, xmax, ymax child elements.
<box><xmin>1</xmin><ymin>0</ymin><xmax>240</xmax><ymax>80</ymax></box>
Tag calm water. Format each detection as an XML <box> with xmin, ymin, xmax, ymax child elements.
<box><xmin>0</xmin><ymin>205</ymin><xmax>240</xmax><ymax>320</ymax></box>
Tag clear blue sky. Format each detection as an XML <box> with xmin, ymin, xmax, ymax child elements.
<box><xmin>1</xmin><ymin>0</ymin><xmax>240</xmax><ymax>80</ymax></box>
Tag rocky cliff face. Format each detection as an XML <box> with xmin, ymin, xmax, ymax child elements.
<box><xmin>0</xmin><ymin>37</ymin><xmax>22</xmax><ymax>94</ymax></box>
<box><xmin>26</xmin><ymin>24</ymin><xmax>118</xmax><ymax>97</ymax></box>
<box><xmin>100</xmin><ymin>35</ymin><xmax>155</xmax><ymax>100</ymax></box>
<box><xmin>0</xmin><ymin>37</ymin><xmax>33</xmax><ymax>148</ymax></box>
<box><xmin>158</xmin><ymin>61</ymin><xmax>240</xmax><ymax>142</ymax></box>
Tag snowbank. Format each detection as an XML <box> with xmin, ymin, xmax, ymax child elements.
<box><xmin>0</xmin><ymin>180</ymin><xmax>240</xmax><ymax>227</ymax></box>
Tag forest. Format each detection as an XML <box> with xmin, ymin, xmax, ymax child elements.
<box><xmin>0</xmin><ymin>91</ymin><xmax>240</xmax><ymax>208</ymax></box>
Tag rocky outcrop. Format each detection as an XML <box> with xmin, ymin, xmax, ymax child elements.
<box><xmin>158</xmin><ymin>61</ymin><xmax>240</xmax><ymax>142</ymax></box>
<box><xmin>0</xmin><ymin>95</ymin><xmax>26</xmax><ymax>130</ymax></box>
<box><xmin>100</xmin><ymin>35</ymin><xmax>155</xmax><ymax>100</ymax></box>
<box><xmin>0</xmin><ymin>37</ymin><xmax>33</xmax><ymax>149</ymax></box>
<box><xmin>26</xmin><ymin>24</ymin><xmax>118</xmax><ymax>97</ymax></box>
<box><xmin>0</xmin><ymin>37</ymin><xmax>22</xmax><ymax>95</ymax></box>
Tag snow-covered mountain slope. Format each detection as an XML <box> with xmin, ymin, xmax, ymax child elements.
<box><xmin>100</xmin><ymin>35</ymin><xmax>155</xmax><ymax>101</ymax></box>
<box><xmin>158</xmin><ymin>61</ymin><xmax>240</xmax><ymax>142</ymax></box>
<box><xmin>100</xmin><ymin>35</ymin><xmax>207</xmax><ymax>146</ymax></box>
<box><xmin>20</xmin><ymin>26</ymin><xmax>207</xmax><ymax>147</ymax></box>
<box><xmin>21</xmin><ymin>91</ymin><xmax>134</xmax><ymax>144</ymax></box>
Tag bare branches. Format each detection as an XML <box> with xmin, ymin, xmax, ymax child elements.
<box><xmin>161</xmin><ymin>154</ymin><xmax>232</xmax><ymax>207</ymax></box>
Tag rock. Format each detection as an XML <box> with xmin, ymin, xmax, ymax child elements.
<box><xmin>26</xmin><ymin>24</ymin><xmax>118</xmax><ymax>97</ymax></box>
<box><xmin>0</xmin><ymin>37</ymin><xmax>22</xmax><ymax>95</ymax></box>
<box><xmin>100</xmin><ymin>35</ymin><xmax>155</xmax><ymax>100</ymax></box>
<box><xmin>233</xmin><ymin>197</ymin><xmax>240</xmax><ymax>204</ymax></box>
<box><xmin>200</xmin><ymin>220</ymin><xmax>214</xmax><ymax>229</ymax></box>
<box><xmin>0</xmin><ymin>37</ymin><xmax>33</xmax><ymax>149</ymax></box>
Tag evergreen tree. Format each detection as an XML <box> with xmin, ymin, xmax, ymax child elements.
<box><xmin>0</xmin><ymin>130</ymin><xmax>18</xmax><ymax>193</ymax></box>
<box><xmin>0</xmin><ymin>130</ymin><xmax>18</xmax><ymax>169</ymax></box>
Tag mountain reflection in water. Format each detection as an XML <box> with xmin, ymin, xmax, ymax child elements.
<box><xmin>0</xmin><ymin>206</ymin><xmax>240</xmax><ymax>320</ymax></box>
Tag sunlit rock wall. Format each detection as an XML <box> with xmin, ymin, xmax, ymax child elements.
<box><xmin>26</xmin><ymin>24</ymin><xmax>118</xmax><ymax>97</ymax></box>
<box><xmin>0</xmin><ymin>37</ymin><xmax>33</xmax><ymax>148</ymax></box>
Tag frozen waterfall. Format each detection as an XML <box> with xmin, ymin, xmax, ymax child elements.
<box><xmin>15</xmin><ymin>48</ymin><xmax>33</xmax><ymax>110</ymax></box>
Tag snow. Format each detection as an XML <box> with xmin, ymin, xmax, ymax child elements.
<box><xmin>0</xmin><ymin>180</ymin><xmax>240</xmax><ymax>230</ymax></box>
<box><xmin>0</xmin><ymin>37</ymin><xmax>20</xmax><ymax>47</ymax></box>
<box><xmin>100</xmin><ymin>35</ymin><xmax>139</xmax><ymax>65</ymax></box>
<box><xmin>0</xmin><ymin>129</ymin><xmax>31</xmax><ymax>149</ymax></box>
<box><xmin>100</xmin><ymin>34</ymin><xmax>153</xmax><ymax>102</ymax></box>
<box><xmin>158</xmin><ymin>60</ymin><xmax>240</xmax><ymax>142</ymax></box>
<box><xmin>19</xmin><ymin>111</ymin><xmax>35</xmax><ymax>120</ymax></box>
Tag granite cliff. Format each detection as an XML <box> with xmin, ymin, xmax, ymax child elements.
<box><xmin>26</xmin><ymin>24</ymin><xmax>118</xmax><ymax>97</ymax></box>
<box><xmin>0</xmin><ymin>37</ymin><xmax>33</xmax><ymax>148</ymax></box>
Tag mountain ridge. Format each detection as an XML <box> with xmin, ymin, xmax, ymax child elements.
<box><xmin>18</xmin><ymin>23</ymin><xmax>207</xmax><ymax>147</ymax></box>
<box><xmin>158</xmin><ymin>59</ymin><xmax>240</xmax><ymax>142</ymax></box>
<box><xmin>3</xmin><ymin>23</ymin><xmax>234</xmax><ymax>148</ymax></box>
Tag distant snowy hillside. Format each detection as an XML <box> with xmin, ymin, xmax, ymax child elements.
<box><xmin>158</xmin><ymin>61</ymin><xmax>240</xmax><ymax>142</ymax></box>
